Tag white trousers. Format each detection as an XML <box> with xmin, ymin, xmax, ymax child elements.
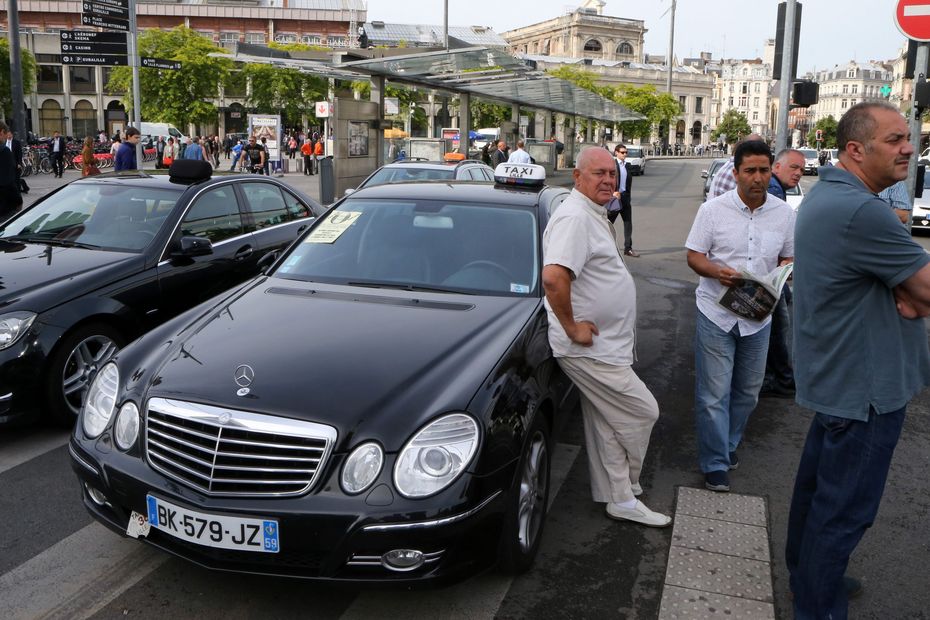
<box><xmin>558</xmin><ymin>356</ymin><xmax>660</xmax><ymax>503</ymax></box>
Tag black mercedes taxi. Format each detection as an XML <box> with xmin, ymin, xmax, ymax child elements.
<box><xmin>0</xmin><ymin>161</ymin><xmax>320</xmax><ymax>426</ymax></box>
<box><xmin>70</xmin><ymin>163</ymin><xmax>578</xmax><ymax>584</ymax></box>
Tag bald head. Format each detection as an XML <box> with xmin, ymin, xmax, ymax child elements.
<box><xmin>574</xmin><ymin>147</ymin><xmax>617</xmax><ymax>205</ymax></box>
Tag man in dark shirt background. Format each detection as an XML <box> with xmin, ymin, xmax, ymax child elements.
<box><xmin>114</xmin><ymin>127</ymin><xmax>140</xmax><ymax>171</ymax></box>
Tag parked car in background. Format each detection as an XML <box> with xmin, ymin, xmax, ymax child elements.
<box><xmin>625</xmin><ymin>146</ymin><xmax>646</xmax><ymax>175</ymax></box>
<box><xmin>798</xmin><ymin>148</ymin><xmax>820</xmax><ymax>175</ymax></box>
<box><xmin>785</xmin><ymin>183</ymin><xmax>804</xmax><ymax>210</ymax></box>
<box><xmin>70</xmin><ymin>164</ymin><xmax>578</xmax><ymax>584</ymax></box>
<box><xmin>911</xmin><ymin>171</ymin><xmax>930</xmax><ymax>231</ymax></box>
<box><xmin>345</xmin><ymin>159</ymin><xmax>495</xmax><ymax>195</ymax></box>
<box><xmin>701</xmin><ymin>158</ymin><xmax>729</xmax><ymax>201</ymax></box>
<box><xmin>0</xmin><ymin>161</ymin><xmax>320</xmax><ymax>427</ymax></box>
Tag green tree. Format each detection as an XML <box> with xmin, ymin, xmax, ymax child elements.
<box><xmin>546</xmin><ymin>66</ymin><xmax>611</xmax><ymax>97</ymax></box>
<box><xmin>240</xmin><ymin>63</ymin><xmax>327</xmax><ymax>126</ymax></box>
<box><xmin>107</xmin><ymin>26</ymin><xmax>232</xmax><ymax>129</ymax></box>
<box><xmin>469</xmin><ymin>100</ymin><xmax>510</xmax><ymax>129</ymax></box>
<box><xmin>711</xmin><ymin>110</ymin><xmax>752</xmax><ymax>144</ymax></box>
<box><xmin>806</xmin><ymin>114</ymin><xmax>838</xmax><ymax>148</ymax></box>
<box><xmin>610</xmin><ymin>84</ymin><xmax>680</xmax><ymax>142</ymax></box>
<box><xmin>0</xmin><ymin>38</ymin><xmax>37</xmax><ymax>121</ymax></box>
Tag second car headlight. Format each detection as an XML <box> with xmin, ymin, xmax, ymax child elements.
<box><xmin>0</xmin><ymin>312</ymin><xmax>36</xmax><ymax>351</ymax></box>
<box><xmin>341</xmin><ymin>442</ymin><xmax>384</xmax><ymax>494</ymax></box>
<box><xmin>393</xmin><ymin>413</ymin><xmax>479</xmax><ymax>498</ymax></box>
<box><xmin>114</xmin><ymin>401</ymin><xmax>140</xmax><ymax>450</ymax></box>
<box><xmin>82</xmin><ymin>362</ymin><xmax>119</xmax><ymax>438</ymax></box>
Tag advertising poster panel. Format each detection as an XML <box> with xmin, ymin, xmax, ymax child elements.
<box><xmin>247</xmin><ymin>114</ymin><xmax>281</xmax><ymax>164</ymax></box>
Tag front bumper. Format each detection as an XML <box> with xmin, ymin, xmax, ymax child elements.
<box><xmin>0</xmin><ymin>321</ymin><xmax>63</xmax><ymax>426</ymax></box>
<box><xmin>70</xmin><ymin>435</ymin><xmax>513</xmax><ymax>584</ymax></box>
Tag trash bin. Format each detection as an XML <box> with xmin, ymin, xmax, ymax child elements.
<box><xmin>320</xmin><ymin>156</ymin><xmax>335</xmax><ymax>205</ymax></box>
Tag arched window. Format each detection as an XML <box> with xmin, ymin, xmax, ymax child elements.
<box><xmin>40</xmin><ymin>99</ymin><xmax>64</xmax><ymax>137</ymax></box>
<box><xmin>616</xmin><ymin>41</ymin><xmax>634</xmax><ymax>56</ymax></box>
<box><xmin>72</xmin><ymin>99</ymin><xmax>96</xmax><ymax>141</ymax></box>
<box><xmin>583</xmin><ymin>39</ymin><xmax>602</xmax><ymax>53</ymax></box>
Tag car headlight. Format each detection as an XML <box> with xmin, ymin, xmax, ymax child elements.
<box><xmin>114</xmin><ymin>401</ymin><xmax>140</xmax><ymax>450</ymax></box>
<box><xmin>341</xmin><ymin>442</ymin><xmax>384</xmax><ymax>494</ymax></box>
<box><xmin>393</xmin><ymin>413</ymin><xmax>479</xmax><ymax>499</ymax></box>
<box><xmin>82</xmin><ymin>362</ymin><xmax>119</xmax><ymax>438</ymax></box>
<box><xmin>0</xmin><ymin>312</ymin><xmax>36</xmax><ymax>351</ymax></box>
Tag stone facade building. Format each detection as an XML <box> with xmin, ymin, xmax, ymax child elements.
<box><xmin>807</xmin><ymin>60</ymin><xmax>893</xmax><ymax>127</ymax></box>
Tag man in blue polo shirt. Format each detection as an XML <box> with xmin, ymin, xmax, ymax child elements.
<box><xmin>787</xmin><ymin>101</ymin><xmax>930</xmax><ymax>618</ymax></box>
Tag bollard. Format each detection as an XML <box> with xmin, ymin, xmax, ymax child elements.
<box><xmin>319</xmin><ymin>156</ymin><xmax>335</xmax><ymax>205</ymax></box>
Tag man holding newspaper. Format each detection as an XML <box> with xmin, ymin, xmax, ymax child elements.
<box><xmin>685</xmin><ymin>139</ymin><xmax>796</xmax><ymax>493</ymax></box>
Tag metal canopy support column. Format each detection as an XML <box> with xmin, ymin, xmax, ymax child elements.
<box><xmin>459</xmin><ymin>92</ymin><xmax>470</xmax><ymax>155</ymax></box>
<box><xmin>511</xmin><ymin>105</ymin><xmax>519</xmax><ymax>143</ymax></box>
<box><xmin>370</xmin><ymin>74</ymin><xmax>385</xmax><ymax>167</ymax></box>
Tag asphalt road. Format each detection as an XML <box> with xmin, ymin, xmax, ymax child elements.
<box><xmin>3</xmin><ymin>159</ymin><xmax>930</xmax><ymax>619</ymax></box>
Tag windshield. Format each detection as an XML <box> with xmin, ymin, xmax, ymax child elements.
<box><xmin>626</xmin><ymin>148</ymin><xmax>643</xmax><ymax>157</ymax></box>
<box><xmin>274</xmin><ymin>198</ymin><xmax>539</xmax><ymax>296</ymax></box>
<box><xmin>362</xmin><ymin>167</ymin><xmax>455</xmax><ymax>187</ymax></box>
<box><xmin>799</xmin><ymin>149</ymin><xmax>818</xmax><ymax>159</ymax></box>
<box><xmin>0</xmin><ymin>183</ymin><xmax>180</xmax><ymax>252</ymax></box>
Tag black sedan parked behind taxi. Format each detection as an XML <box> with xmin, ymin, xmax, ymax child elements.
<box><xmin>0</xmin><ymin>160</ymin><xmax>320</xmax><ymax>426</ymax></box>
<box><xmin>70</xmin><ymin>163</ymin><xmax>578</xmax><ymax>584</ymax></box>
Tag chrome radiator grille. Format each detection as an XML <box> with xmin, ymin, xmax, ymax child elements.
<box><xmin>145</xmin><ymin>398</ymin><xmax>337</xmax><ymax>497</ymax></box>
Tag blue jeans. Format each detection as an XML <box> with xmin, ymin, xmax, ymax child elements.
<box><xmin>785</xmin><ymin>407</ymin><xmax>905</xmax><ymax>620</ymax></box>
<box><xmin>694</xmin><ymin>311</ymin><xmax>770</xmax><ymax>473</ymax></box>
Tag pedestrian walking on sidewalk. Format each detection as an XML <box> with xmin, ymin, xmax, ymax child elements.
<box><xmin>542</xmin><ymin>147</ymin><xmax>671</xmax><ymax>528</ymax></box>
<box><xmin>786</xmin><ymin>101</ymin><xmax>930</xmax><ymax>618</ymax></box>
<box><xmin>301</xmin><ymin>139</ymin><xmax>313</xmax><ymax>175</ymax></box>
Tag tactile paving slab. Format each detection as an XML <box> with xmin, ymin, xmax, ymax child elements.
<box><xmin>659</xmin><ymin>585</ymin><xmax>775</xmax><ymax>619</ymax></box>
<box><xmin>671</xmin><ymin>514</ymin><xmax>770</xmax><ymax>561</ymax></box>
<box><xmin>676</xmin><ymin>486</ymin><xmax>767</xmax><ymax>527</ymax></box>
<box><xmin>664</xmin><ymin>546</ymin><xmax>773</xmax><ymax>603</ymax></box>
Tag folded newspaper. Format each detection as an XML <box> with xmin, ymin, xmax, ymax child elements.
<box><xmin>716</xmin><ymin>263</ymin><xmax>794</xmax><ymax>321</ymax></box>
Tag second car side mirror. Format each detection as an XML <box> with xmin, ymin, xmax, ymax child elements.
<box><xmin>700</xmin><ymin>170</ymin><xmax>708</xmax><ymax>179</ymax></box>
<box><xmin>172</xmin><ymin>235</ymin><xmax>213</xmax><ymax>259</ymax></box>
<box><xmin>344</xmin><ymin>188</ymin><xmax>355</xmax><ymax>196</ymax></box>
<box><xmin>257</xmin><ymin>250</ymin><xmax>280</xmax><ymax>274</ymax></box>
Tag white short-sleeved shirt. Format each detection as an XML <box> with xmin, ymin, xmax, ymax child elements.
<box><xmin>507</xmin><ymin>149</ymin><xmax>532</xmax><ymax>164</ymax></box>
<box><xmin>685</xmin><ymin>189</ymin><xmax>796</xmax><ymax>335</ymax></box>
<box><xmin>543</xmin><ymin>188</ymin><xmax>637</xmax><ymax>365</ymax></box>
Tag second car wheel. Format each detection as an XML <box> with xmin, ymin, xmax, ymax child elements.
<box><xmin>498</xmin><ymin>413</ymin><xmax>550</xmax><ymax>574</ymax></box>
<box><xmin>45</xmin><ymin>322</ymin><xmax>125</xmax><ymax>427</ymax></box>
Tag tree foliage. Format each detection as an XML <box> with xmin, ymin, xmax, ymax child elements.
<box><xmin>0</xmin><ymin>38</ymin><xmax>37</xmax><ymax>121</ymax></box>
<box><xmin>469</xmin><ymin>100</ymin><xmax>510</xmax><ymax>129</ymax></box>
<box><xmin>711</xmin><ymin>110</ymin><xmax>752</xmax><ymax>144</ymax></box>
<box><xmin>107</xmin><ymin>26</ymin><xmax>232</xmax><ymax>128</ymax></box>
<box><xmin>240</xmin><ymin>63</ymin><xmax>327</xmax><ymax>126</ymax></box>
<box><xmin>806</xmin><ymin>114</ymin><xmax>838</xmax><ymax>148</ymax></box>
<box><xmin>611</xmin><ymin>84</ymin><xmax>680</xmax><ymax>141</ymax></box>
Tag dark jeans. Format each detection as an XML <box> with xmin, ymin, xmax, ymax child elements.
<box><xmin>786</xmin><ymin>407</ymin><xmax>906</xmax><ymax>619</ymax></box>
<box><xmin>51</xmin><ymin>152</ymin><xmax>64</xmax><ymax>176</ymax></box>
<box><xmin>763</xmin><ymin>291</ymin><xmax>793</xmax><ymax>389</ymax></box>
<box><xmin>607</xmin><ymin>200</ymin><xmax>633</xmax><ymax>251</ymax></box>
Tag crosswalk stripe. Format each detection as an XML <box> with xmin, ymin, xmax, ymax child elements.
<box><xmin>0</xmin><ymin>430</ymin><xmax>69</xmax><ymax>476</ymax></box>
<box><xmin>340</xmin><ymin>443</ymin><xmax>580</xmax><ymax>620</ymax></box>
<box><xmin>0</xmin><ymin>522</ymin><xmax>168</xmax><ymax>620</ymax></box>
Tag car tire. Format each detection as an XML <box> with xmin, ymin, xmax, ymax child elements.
<box><xmin>45</xmin><ymin>322</ymin><xmax>125</xmax><ymax>427</ymax></box>
<box><xmin>498</xmin><ymin>413</ymin><xmax>550</xmax><ymax>574</ymax></box>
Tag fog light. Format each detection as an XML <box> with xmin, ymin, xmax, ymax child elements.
<box><xmin>85</xmin><ymin>483</ymin><xmax>108</xmax><ymax>506</ymax></box>
<box><xmin>381</xmin><ymin>549</ymin><xmax>424</xmax><ymax>572</ymax></box>
<box><xmin>114</xmin><ymin>401</ymin><xmax>140</xmax><ymax>450</ymax></box>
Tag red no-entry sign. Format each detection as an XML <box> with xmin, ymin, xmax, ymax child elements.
<box><xmin>897</xmin><ymin>0</ymin><xmax>930</xmax><ymax>41</ymax></box>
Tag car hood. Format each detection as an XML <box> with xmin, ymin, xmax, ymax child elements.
<box><xmin>0</xmin><ymin>242</ymin><xmax>143</xmax><ymax>315</ymax></box>
<box><xmin>144</xmin><ymin>279</ymin><xmax>540</xmax><ymax>450</ymax></box>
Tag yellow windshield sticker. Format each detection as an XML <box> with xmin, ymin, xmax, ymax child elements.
<box><xmin>306</xmin><ymin>211</ymin><xmax>363</xmax><ymax>243</ymax></box>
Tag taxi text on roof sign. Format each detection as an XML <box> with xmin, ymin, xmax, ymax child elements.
<box><xmin>493</xmin><ymin>163</ymin><xmax>546</xmax><ymax>187</ymax></box>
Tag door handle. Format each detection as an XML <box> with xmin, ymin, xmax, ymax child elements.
<box><xmin>297</xmin><ymin>224</ymin><xmax>308</xmax><ymax>233</ymax></box>
<box><xmin>234</xmin><ymin>246</ymin><xmax>254</xmax><ymax>260</ymax></box>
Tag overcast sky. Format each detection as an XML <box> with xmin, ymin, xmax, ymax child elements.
<box><xmin>367</xmin><ymin>0</ymin><xmax>908</xmax><ymax>72</ymax></box>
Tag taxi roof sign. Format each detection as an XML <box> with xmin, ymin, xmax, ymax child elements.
<box><xmin>493</xmin><ymin>163</ymin><xmax>546</xmax><ymax>187</ymax></box>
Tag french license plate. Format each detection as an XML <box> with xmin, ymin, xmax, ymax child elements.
<box><xmin>146</xmin><ymin>495</ymin><xmax>279</xmax><ymax>553</ymax></box>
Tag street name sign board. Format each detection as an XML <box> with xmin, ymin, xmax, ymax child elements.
<box><xmin>141</xmin><ymin>57</ymin><xmax>182</xmax><ymax>71</ymax></box>
<box><xmin>60</xmin><ymin>30</ymin><xmax>128</xmax><ymax>54</ymax></box>
<box><xmin>81</xmin><ymin>13</ymin><xmax>129</xmax><ymax>32</ymax></box>
<box><xmin>83</xmin><ymin>1</ymin><xmax>130</xmax><ymax>20</ymax></box>
<box><xmin>896</xmin><ymin>0</ymin><xmax>930</xmax><ymax>41</ymax></box>
<box><xmin>61</xmin><ymin>54</ymin><xmax>127</xmax><ymax>66</ymax></box>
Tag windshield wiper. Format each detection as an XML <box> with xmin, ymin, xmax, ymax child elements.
<box><xmin>346</xmin><ymin>280</ymin><xmax>470</xmax><ymax>295</ymax></box>
<box><xmin>3</xmin><ymin>235</ymin><xmax>101</xmax><ymax>249</ymax></box>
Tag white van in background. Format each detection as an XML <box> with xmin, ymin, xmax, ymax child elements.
<box><xmin>138</xmin><ymin>122</ymin><xmax>188</xmax><ymax>144</ymax></box>
<box><xmin>474</xmin><ymin>127</ymin><xmax>499</xmax><ymax>151</ymax></box>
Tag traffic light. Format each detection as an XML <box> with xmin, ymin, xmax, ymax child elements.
<box><xmin>792</xmin><ymin>81</ymin><xmax>819</xmax><ymax>107</ymax></box>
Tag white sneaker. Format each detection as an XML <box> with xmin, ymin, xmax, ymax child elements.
<box><xmin>631</xmin><ymin>483</ymin><xmax>643</xmax><ymax>496</ymax></box>
<box><xmin>606</xmin><ymin>500</ymin><xmax>672</xmax><ymax>527</ymax></box>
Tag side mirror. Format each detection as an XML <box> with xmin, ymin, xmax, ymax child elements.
<box><xmin>344</xmin><ymin>188</ymin><xmax>355</xmax><ymax>196</ymax></box>
<box><xmin>171</xmin><ymin>235</ymin><xmax>213</xmax><ymax>258</ymax></box>
<box><xmin>700</xmin><ymin>170</ymin><xmax>708</xmax><ymax>179</ymax></box>
<box><xmin>257</xmin><ymin>250</ymin><xmax>281</xmax><ymax>274</ymax></box>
